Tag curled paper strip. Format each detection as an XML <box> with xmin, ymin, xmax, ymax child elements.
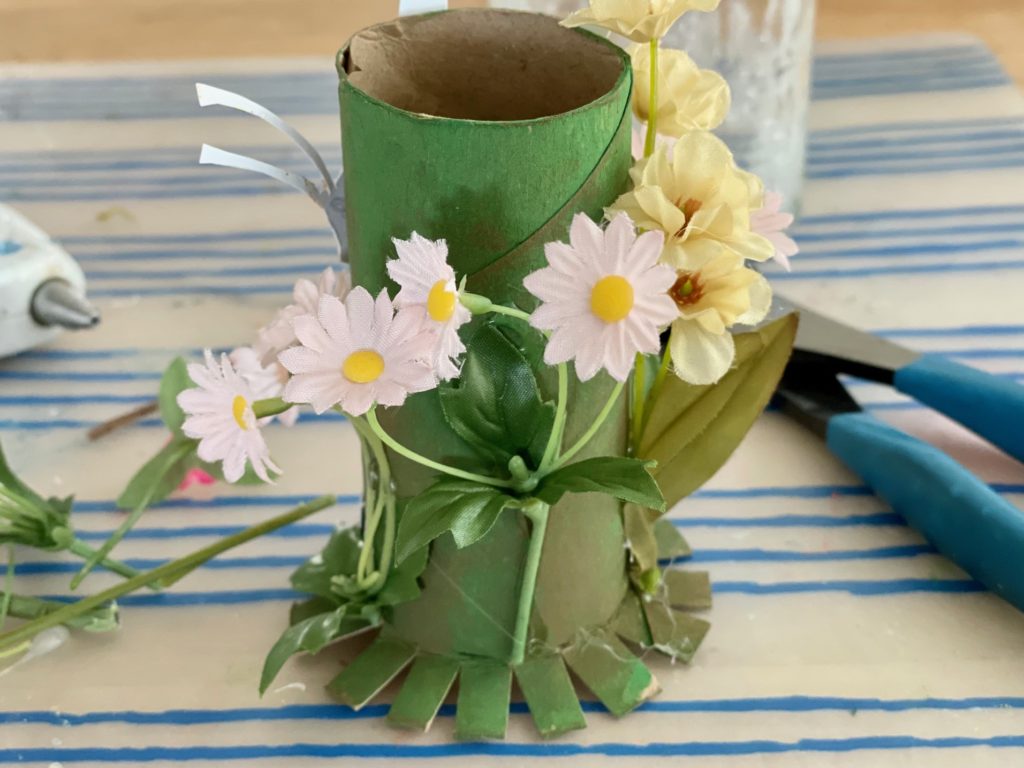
<box><xmin>198</xmin><ymin>145</ymin><xmax>328</xmax><ymax>204</ymax></box>
<box><xmin>195</xmin><ymin>83</ymin><xmax>334</xmax><ymax>192</ymax></box>
<box><xmin>195</xmin><ymin>83</ymin><xmax>348</xmax><ymax>257</ymax></box>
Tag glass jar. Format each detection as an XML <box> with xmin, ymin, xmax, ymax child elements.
<box><xmin>663</xmin><ymin>0</ymin><xmax>816</xmax><ymax>212</ymax></box>
<box><xmin>487</xmin><ymin>0</ymin><xmax>816</xmax><ymax>212</ymax></box>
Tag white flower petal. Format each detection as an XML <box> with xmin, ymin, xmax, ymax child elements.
<box><xmin>525</xmin><ymin>213</ymin><xmax>674</xmax><ymax>382</ymax></box>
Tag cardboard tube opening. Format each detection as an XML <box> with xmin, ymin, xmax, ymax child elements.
<box><xmin>342</xmin><ymin>9</ymin><xmax>626</xmax><ymax>121</ymax></box>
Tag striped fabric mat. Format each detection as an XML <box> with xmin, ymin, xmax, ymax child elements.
<box><xmin>2</xmin><ymin>32</ymin><xmax>1024</xmax><ymax>766</ymax></box>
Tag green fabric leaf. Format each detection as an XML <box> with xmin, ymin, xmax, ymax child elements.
<box><xmin>536</xmin><ymin>457</ymin><xmax>665</xmax><ymax>511</ymax></box>
<box><xmin>640</xmin><ymin>314</ymin><xmax>798</xmax><ymax>508</ymax></box>
<box><xmin>450</xmin><ymin>493</ymin><xmax>510</xmax><ymax>549</ymax></box>
<box><xmin>115</xmin><ymin>436</ymin><xmax>197</xmax><ymax>511</ymax></box>
<box><xmin>395</xmin><ymin>480</ymin><xmax>514</xmax><ymax>564</ymax></box>
<box><xmin>0</xmin><ymin>441</ymin><xmax>47</xmax><ymax>508</ymax></box>
<box><xmin>158</xmin><ymin>357</ymin><xmax>192</xmax><ymax>435</ymax></box>
<box><xmin>290</xmin><ymin>526</ymin><xmax>362</xmax><ymax>603</ymax></box>
<box><xmin>289</xmin><ymin>596</ymin><xmax>337</xmax><ymax>625</ymax></box>
<box><xmin>438</xmin><ymin>324</ymin><xmax>555</xmax><ymax>470</ymax></box>
<box><xmin>260</xmin><ymin>607</ymin><xmax>367</xmax><ymax>694</ymax></box>
<box><xmin>376</xmin><ymin>545</ymin><xmax>429</xmax><ymax>606</ymax></box>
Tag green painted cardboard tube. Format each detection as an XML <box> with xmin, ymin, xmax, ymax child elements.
<box><xmin>338</xmin><ymin>8</ymin><xmax>633</xmax><ymax>659</ymax></box>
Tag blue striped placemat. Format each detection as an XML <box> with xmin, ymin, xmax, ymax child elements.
<box><xmin>1</xmin><ymin>32</ymin><xmax>1023</xmax><ymax>767</ymax></box>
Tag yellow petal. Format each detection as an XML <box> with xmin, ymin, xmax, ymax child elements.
<box><xmin>669</xmin><ymin>316</ymin><xmax>735</xmax><ymax>385</ymax></box>
<box><xmin>736</xmin><ymin>272</ymin><xmax>773</xmax><ymax>326</ymax></box>
<box><xmin>610</xmin><ymin>186</ymin><xmax>687</xmax><ymax>239</ymax></box>
<box><xmin>632</xmin><ymin>47</ymin><xmax>731</xmax><ymax>135</ymax></box>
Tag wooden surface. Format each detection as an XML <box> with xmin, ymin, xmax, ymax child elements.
<box><xmin>0</xmin><ymin>0</ymin><xmax>1022</xmax><ymax>84</ymax></box>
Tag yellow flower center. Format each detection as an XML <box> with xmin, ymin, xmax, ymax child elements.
<box><xmin>590</xmin><ymin>275</ymin><xmax>634</xmax><ymax>323</ymax></box>
<box><xmin>427</xmin><ymin>279</ymin><xmax>456</xmax><ymax>322</ymax></box>
<box><xmin>231</xmin><ymin>395</ymin><xmax>252</xmax><ymax>431</ymax></box>
<box><xmin>342</xmin><ymin>349</ymin><xmax>385</xmax><ymax>384</ymax></box>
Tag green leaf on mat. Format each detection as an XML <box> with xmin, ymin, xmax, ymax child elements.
<box><xmin>289</xmin><ymin>596</ymin><xmax>337</xmax><ymax>625</ymax></box>
<box><xmin>395</xmin><ymin>479</ymin><xmax>514</xmax><ymax>564</ymax></box>
<box><xmin>115</xmin><ymin>436</ymin><xmax>197</xmax><ymax>511</ymax></box>
<box><xmin>0</xmin><ymin>441</ymin><xmax>48</xmax><ymax>508</ymax></box>
<box><xmin>438</xmin><ymin>324</ymin><xmax>555</xmax><ymax>470</ymax></box>
<box><xmin>158</xmin><ymin>356</ymin><xmax>192</xmax><ymax>435</ymax></box>
<box><xmin>259</xmin><ymin>607</ymin><xmax>369</xmax><ymax>694</ymax></box>
<box><xmin>639</xmin><ymin>313</ymin><xmax>798</xmax><ymax>509</ymax></box>
<box><xmin>536</xmin><ymin>457</ymin><xmax>665</xmax><ymax>511</ymax></box>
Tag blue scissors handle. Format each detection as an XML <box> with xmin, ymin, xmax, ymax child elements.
<box><xmin>827</xmin><ymin>411</ymin><xmax>1024</xmax><ymax>612</ymax></box>
<box><xmin>895</xmin><ymin>355</ymin><xmax>1024</xmax><ymax>463</ymax></box>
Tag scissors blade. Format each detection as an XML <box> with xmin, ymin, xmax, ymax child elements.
<box><xmin>771</xmin><ymin>296</ymin><xmax>919</xmax><ymax>377</ymax></box>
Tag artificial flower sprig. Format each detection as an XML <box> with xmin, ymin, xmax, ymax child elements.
<box><xmin>562</xmin><ymin>0</ymin><xmax>798</xmax><ymax>440</ymax></box>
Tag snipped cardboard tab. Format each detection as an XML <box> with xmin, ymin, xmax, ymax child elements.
<box><xmin>342</xmin><ymin>9</ymin><xmax>624</xmax><ymax>121</ymax></box>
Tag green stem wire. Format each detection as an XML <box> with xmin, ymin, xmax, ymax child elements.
<box><xmin>0</xmin><ymin>495</ymin><xmax>335</xmax><ymax>653</ymax></box>
<box><xmin>366</xmin><ymin>408</ymin><xmax>513</xmax><ymax>489</ymax></box>
<box><xmin>70</xmin><ymin>438</ymin><xmax>195</xmax><ymax>590</ymax></box>
<box><xmin>509</xmin><ymin>499</ymin><xmax>549</xmax><ymax>666</ymax></box>
<box><xmin>643</xmin><ymin>38</ymin><xmax>660</xmax><ymax>157</ymax></box>
<box><xmin>554</xmin><ymin>380</ymin><xmax>626</xmax><ymax>469</ymax></box>
<box><xmin>539</xmin><ymin>363</ymin><xmax>569</xmax><ymax>472</ymax></box>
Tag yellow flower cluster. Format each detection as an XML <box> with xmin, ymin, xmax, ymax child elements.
<box><xmin>561</xmin><ymin>0</ymin><xmax>721</xmax><ymax>44</ymax></box>
<box><xmin>563</xmin><ymin>0</ymin><xmax>777</xmax><ymax>386</ymax></box>
<box><xmin>609</xmin><ymin>132</ymin><xmax>773</xmax><ymax>385</ymax></box>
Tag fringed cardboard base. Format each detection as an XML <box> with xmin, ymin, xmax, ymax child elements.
<box><xmin>322</xmin><ymin>530</ymin><xmax>711</xmax><ymax>740</ymax></box>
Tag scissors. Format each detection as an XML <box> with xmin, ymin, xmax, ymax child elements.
<box><xmin>773</xmin><ymin>298</ymin><xmax>1024</xmax><ymax>611</ymax></box>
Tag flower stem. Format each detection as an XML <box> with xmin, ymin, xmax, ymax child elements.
<box><xmin>366</xmin><ymin>408</ymin><xmax>513</xmax><ymax>489</ymax></box>
<box><xmin>539</xmin><ymin>363</ymin><xmax>569</xmax><ymax>473</ymax></box>
<box><xmin>70</xmin><ymin>437</ymin><xmax>195</xmax><ymax>590</ymax></box>
<box><xmin>630</xmin><ymin>354</ymin><xmax>648</xmax><ymax>450</ymax></box>
<box><xmin>641</xmin><ymin>345</ymin><xmax>674</xmax><ymax>440</ymax></box>
<box><xmin>643</xmin><ymin>38</ymin><xmax>659</xmax><ymax>157</ymax></box>
<box><xmin>555</xmin><ymin>380</ymin><xmax>626</xmax><ymax>469</ymax></box>
<box><xmin>350</xmin><ymin>415</ymin><xmax>395</xmax><ymax>594</ymax></box>
<box><xmin>65</xmin><ymin>538</ymin><xmax>144</xmax><ymax>583</ymax></box>
<box><xmin>0</xmin><ymin>494</ymin><xmax>335</xmax><ymax>653</ymax></box>
<box><xmin>460</xmin><ymin>292</ymin><xmax>534</xmax><ymax>324</ymax></box>
<box><xmin>488</xmin><ymin>304</ymin><xmax>533</xmax><ymax>324</ymax></box>
<box><xmin>253</xmin><ymin>397</ymin><xmax>292</xmax><ymax>419</ymax></box>
<box><xmin>0</xmin><ymin>546</ymin><xmax>13</xmax><ymax>631</ymax></box>
<box><xmin>0</xmin><ymin>593</ymin><xmax>118</xmax><ymax>631</ymax></box>
<box><xmin>510</xmin><ymin>499</ymin><xmax>549</xmax><ymax>666</ymax></box>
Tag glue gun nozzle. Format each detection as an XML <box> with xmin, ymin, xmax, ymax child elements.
<box><xmin>31</xmin><ymin>280</ymin><xmax>101</xmax><ymax>330</ymax></box>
